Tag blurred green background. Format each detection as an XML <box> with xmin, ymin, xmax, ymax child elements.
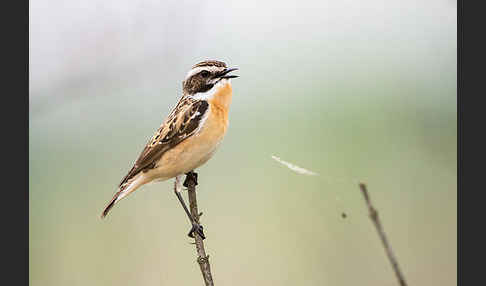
<box><xmin>30</xmin><ymin>0</ymin><xmax>456</xmax><ymax>285</ymax></box>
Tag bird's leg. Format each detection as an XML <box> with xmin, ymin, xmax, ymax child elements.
<box><xmin>174</xmin><ymin>175</ymin><xmax>205</xmax><ymax>239</ymax></box>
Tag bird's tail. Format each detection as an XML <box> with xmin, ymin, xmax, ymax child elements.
<box><xmin>101</xmin><ymin>174</ymin><xmax>146</xmax><ymax>218</ymax></box>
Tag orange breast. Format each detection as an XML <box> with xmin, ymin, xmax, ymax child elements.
<box><xmin>149</xmin><ymin>82</ymin><xmax>233</xmax><ymax>179</ymax></box>
<box><xmin>209</xmin><ymin>80</ymin><xmax>233</xmax><ymax>113</ymax></box>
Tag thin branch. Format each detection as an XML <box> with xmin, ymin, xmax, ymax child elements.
<box><xmin>359</xmin><ymin>183</ymin><xmax>408</xmax><ymax>286</ymax></box>
<box><xmin>185</xmin><ymin>173</ymin><xmax>214</xmax><ymax>286</ymax></box>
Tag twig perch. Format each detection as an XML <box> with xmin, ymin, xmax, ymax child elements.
<box><xmin>185</xmin><ymin>173</ymin><xmax>214</xmax><ymax>286</ymax></box>
<box><xmin>359</xmin><ymin>183</ymin><xmax>408</xmax><ymax>286</ymax></box>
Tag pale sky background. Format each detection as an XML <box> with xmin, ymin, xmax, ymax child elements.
<box><xmin>30</xmin><ymin>0</ymin><xmax>455</xmax><ymax>100</ymax></box>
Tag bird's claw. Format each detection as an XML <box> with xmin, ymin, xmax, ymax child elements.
<box><xmin>188</xmin><ymin>223</ymin><xmax>205</xmax><ymax>240</ymax></box>
<box><xmin>183</xmin><ymin>171</ymin><xmax>198</xmax><ymax>188</ymax></box>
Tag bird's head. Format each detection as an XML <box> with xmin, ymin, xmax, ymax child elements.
<box><xmin>182</xmin><ymin>60</ymin><xmax>238</xmax><ymax>99</ymax></box>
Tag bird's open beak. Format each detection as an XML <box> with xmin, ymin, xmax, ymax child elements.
<box><xmin>218</xmin><ymin>67</ymin><xmax>239</xmax><ymax>79</ymax></box>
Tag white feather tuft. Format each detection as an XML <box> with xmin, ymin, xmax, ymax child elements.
<box><xmin>271</xmin><ymin>155</ymin><xmax>318</xmax><ymax>176</ymax></box>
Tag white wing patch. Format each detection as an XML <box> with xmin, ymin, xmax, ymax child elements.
<box><xmin>193</xmin><ymin>105</ymin><xmax>210</xmax><ymax>136</ymax></box>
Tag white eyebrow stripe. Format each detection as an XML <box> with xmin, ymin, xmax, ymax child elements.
<box><xmin>185</xmin><ymin>66</ymin><xmax>222</xmax><ymax>80</ymax></box>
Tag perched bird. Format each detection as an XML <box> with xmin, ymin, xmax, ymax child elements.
<box><xmin>101</xmin><ymin>60</ymin><xmax>238</xmax><ymax>239</ymax></box>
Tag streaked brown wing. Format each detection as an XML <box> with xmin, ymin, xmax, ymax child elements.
<box><xmin>119</xmin><ymin>98</ymin><xmax>209</xmax><ymax>186</ymax></box>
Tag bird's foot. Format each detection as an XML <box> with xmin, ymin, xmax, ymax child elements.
<box><xmin>188</xmin><ymin>222</ymin><xmax>205</xmax><ymax>240</ymax></box>
<box><xmin>183</xmin><ymin>171</ymin><xmax>198</xmax><ymax>188</ymax></box>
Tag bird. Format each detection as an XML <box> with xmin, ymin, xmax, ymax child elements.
<box><xmin>101</xmin><ymin>60</ymin><xmax>238</xmax><ymax>239</ymax></box>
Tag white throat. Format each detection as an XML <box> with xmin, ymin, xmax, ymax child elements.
<box><xmin>189</xmin><ymin>79</ymin><xmax>230</xmax><ymax>101</ymax></box>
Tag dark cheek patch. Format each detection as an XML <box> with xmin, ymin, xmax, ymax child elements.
<box><xmin>199</xmin><ymin>83</ymin><xmax>214</xmax><ymax>93</ymax></box>
<box><xmin>183</xmin><ymin>76</ymin><xmax>214</xmax><ymax>94</ymax></box>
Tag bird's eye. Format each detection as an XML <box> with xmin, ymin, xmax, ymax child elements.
<box><xmin>201</xmin><ymin>70</ymin><xmax>210</xmax><ymax>78</ymax></box>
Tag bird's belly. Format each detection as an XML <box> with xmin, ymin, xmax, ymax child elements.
<box><xmin>150</xmin><ymin>108</ymin><xmax>227</xmax><ymax>180</ymax></box>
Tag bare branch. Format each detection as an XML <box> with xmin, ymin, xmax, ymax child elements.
<box><xmin>359</xmin><ymin>183</ymin><xmax>408</xmax><ymax>286</ymax></box>
<box><xmin>185</xmin><ymin>173</ymin><xmax>214</xmax><ymax>286</ymax></box>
